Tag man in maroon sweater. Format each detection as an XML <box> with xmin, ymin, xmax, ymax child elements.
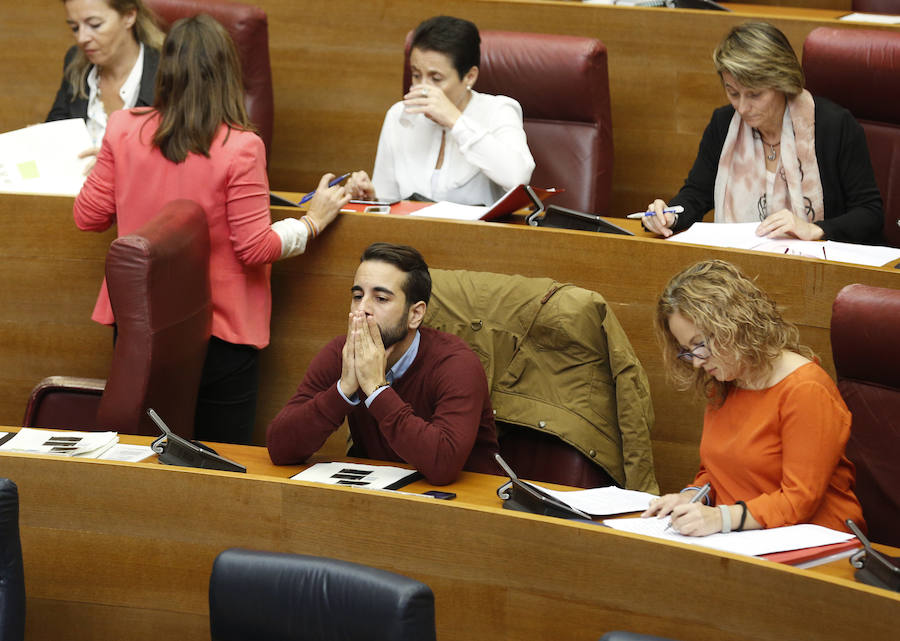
<box><xmin>266</xmin><ymin>243</ymin><xmax>499</xmax><ymax>485</ymax></box>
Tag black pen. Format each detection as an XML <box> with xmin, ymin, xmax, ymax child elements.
<box><xmin>665</xmin><ymin>482</ymin><xmax>712</xmax><ymax>533</ymax></box>
<box><xmin>298</xmin><ymin>173</ymin><xmax>350</xmax><ymax>205</ymax></box>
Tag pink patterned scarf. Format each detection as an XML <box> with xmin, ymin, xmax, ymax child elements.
<box><xmin>714</xmin><ymin>89</ymin><xmax>824</xmax><ymax>224</ymax></box>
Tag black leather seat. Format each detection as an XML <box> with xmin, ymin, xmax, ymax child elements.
<box><xmin>209</xmin><ymin>548</ymin><xmax>436</xmax><ymax>641</ymax></box>
<box><xmin>0</xmin><ymin>479</ymin><xmax>25</xmax><ymax>641</ymax></box>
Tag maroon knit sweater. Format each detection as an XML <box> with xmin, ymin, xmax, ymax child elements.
<box><xmin>267</xmin><ymin>327</ymin><xmax>499</xmax><ymax>485</ymax></box>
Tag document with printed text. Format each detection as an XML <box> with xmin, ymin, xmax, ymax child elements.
<box><xmin>603</xmin><ymin>517</ymin><xmax>854</xmax><ymax>557</ymax></box>
<box><xmin>0</xmin><ymin>119</ymin><xmax>93</xmax><ymax>196</ymax></box>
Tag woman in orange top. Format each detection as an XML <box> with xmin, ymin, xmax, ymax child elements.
<box><xmin>643</xmin><ymin>259</ymin><xmax>864</xmax><ymax>536</ymax></box>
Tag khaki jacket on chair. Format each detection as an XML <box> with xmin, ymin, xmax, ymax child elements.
<box><xmin>424</xmin><ymin>269</ymin><xmax>658</xmax><ymax>493</ymax></box>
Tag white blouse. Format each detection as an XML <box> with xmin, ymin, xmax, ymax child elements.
<box><xmin>85</xmin><ymin>43</ymin><xmax>145</xmax><ymax>148</ymax></box>
<box><xmin>372</xmin><ymin>90</ymin><xmax>535</xmax><ymax>206</ymax></box>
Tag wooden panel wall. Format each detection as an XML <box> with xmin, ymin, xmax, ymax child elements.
<box><xmin>1</xmin><ymin>1</ymin><xmax>888</xmax><ymax>220</ymax></box>
<box><xmin>2</xmin><ymin>193</ymin><xmax>898</xmax><ymax>494</ymax></box>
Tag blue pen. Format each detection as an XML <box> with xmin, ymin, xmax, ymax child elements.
<box><xmin>298</xmin><ymin>173</ymin><xmax>351</xmax><ymax>205</ymax></box>
<box><xmin>627</xmin><ymin>205</ymin><xmax>684</xmax><ymax>219</ymax></box>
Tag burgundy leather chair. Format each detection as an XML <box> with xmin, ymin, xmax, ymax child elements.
<box><xmin>404</xmin><ymin>31</ymin><xmax>614</xmax><ymax>214</ymax></box>
<box><xmin>499</xmin><ymin>427</ymin><xmax>615</xmax><ymax>489</ymax></box>
<box><xmin>831</xmin><ymin>284</ymin><xmax>900</xmax><ymax>547</ymax></box>
<box><xmin>802</xmin><ymin>27</ymin><xmax>900</xmax><ymax>247</ymax></box>
<box><xmin>852</xmin><ymin>0</ymin><xmax>900</xmax><ymax>13</ymax></box>
<box><xmin>23</xmin><ymin>200</ymin><xmax>212</xmax><ymax>439</ymax></box>
<box><xmin>146</xmin><ymin>0</ymin><xmax>274</xmax><ymax>156</ymax></box>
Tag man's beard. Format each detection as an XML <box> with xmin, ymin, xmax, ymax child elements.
<box><xmin>379</xmin><ymin>317</ymin><xmax>408</xmax><ymax>349</ymax></box>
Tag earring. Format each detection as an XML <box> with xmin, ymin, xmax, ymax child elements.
<box><xmin>466</xmin><ymin>85</ymin><xmax>472</xmax><ymax>90</ymax></box>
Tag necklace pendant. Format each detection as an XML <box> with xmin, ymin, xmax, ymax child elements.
<box><xmin>767</xmin><ymin>146</ymin><xmax>776</xmax><ymax>161</ymax></box>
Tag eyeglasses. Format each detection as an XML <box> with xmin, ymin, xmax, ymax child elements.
<box><xmin>676</xmin><ymin>342</ymin><xmax>711</xmax><ymax>363</ymax></box>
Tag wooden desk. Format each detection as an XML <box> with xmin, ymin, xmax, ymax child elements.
<box><xmin>3</xmin><ymin>0</ymin><xmax>896</xmax><ymax>219</ymax></box>
<box><xmin>2</xmin><ymin>435</ymin><xmax>898</xmax><ymax>641</ymax></box>
<box><xmin>1</xmin><ymin>192</ymin><xmax>898</xmax><ymax>494</ymax></box>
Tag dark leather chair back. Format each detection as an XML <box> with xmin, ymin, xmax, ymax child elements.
<box><xmin>499</xmin><ymin>425</ymin><xmax>614</xmax><ymax>488</ymax></box>
<box><xmin>96</xmin><ymin>199</ymin><xmax>212</xmax><ymax>438</ymax></box>
<box><xmin>209</xmin><ymin>549</ymin><xmax>436</xmax><ymax>641</ymax></box>
<box><xmin>803</xmin><ymin>27</ymin><xmax>900</xmax><ymax>247</ymax></box>
<box><xmin>831</xmin><ymin>283</ymin><xmax>900</xmax><ymax>547</ymax></box>
<box><xmin>146</xmin><ymin>0</ymin><xmax>274</xmax><ymax>156</ymax></box>
<box><xmin>23</xmin><ymin>376</ymin><xmax>106</xmax><ymax>431</ymax></box>
<box><xmin>852</xmin><ymin>0</ymin><xmax>900</xmax><ymax>13</ymax></box>
<box><xmin>0</xmin><ymin>479</ymin><xmax>25</xmax><ymax>641</ymax></box>
<box><xmin>404</xmin><ymin>30</ymin><xmax>614</xmax><ymax>214</ymax></box>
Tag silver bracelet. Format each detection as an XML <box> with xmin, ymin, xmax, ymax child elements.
<box><xmin>680</xmin><ymin>486</ymin><xmax>709</xmax><ymax>505</ymax></box>
<box><xmin>719</xmin><ymin>504</ymin><xmax>732</xmax><ymax>534</ymax></box>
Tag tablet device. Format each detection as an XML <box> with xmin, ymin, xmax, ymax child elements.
<box><xmin>269</xmin><ymin>192</ymin><xmax>300</xmax><ymax>207</ymax></box>
<box><xmin>532</xmin><ymin>205</ymin><xmax>635</xmax><ymax>236</ymax></box>
<box><xmin>148</xmin><ymin>408</ymin><xmax>246</xmax><ymax>473</ymax></box>
<box><xmin>494</xmin><ymin>453</ymin><xmax>591</xmax><ymax>520</ymax></box>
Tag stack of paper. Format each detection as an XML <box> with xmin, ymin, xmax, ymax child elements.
<box><xmin>0</xmin><ymin>119</ymin><xmax>93</xmax><ymax>196</ymax></box>
<box><xmin>668</xmin><ymin>222</ymin><xmax>900</xmax><ymax>267</ymax></box>
<box><xmin>603</xmin><ymin>517</ymin><xmax>855</xmax><ymax>559</ymax></box>
<box><xmin>291</xmin><ymin>462</ymin><xmax>421</xmax><ymax>490</ymax></box>
<box><xmin>526</xmin><ymin>483</ymin><xmax>656</xmax><ymax>516</ymax></box>
<box><xmin>0</xmin><ymin>427</ymin><xmax>118</xmax><ymax>458</ymax></box>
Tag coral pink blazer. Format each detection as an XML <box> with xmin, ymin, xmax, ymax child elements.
<box><xmin>74</xmin><ymin>109</ymin><xmax>281</xmax><ymax>349</ymax></box>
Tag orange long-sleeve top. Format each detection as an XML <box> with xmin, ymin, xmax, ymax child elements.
<box><xmin>692</xmin><ymin>362</ymin><xmax>864</xmax><ymax>533</ymax></box>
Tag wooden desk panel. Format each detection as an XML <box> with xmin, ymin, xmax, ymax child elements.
<box><xmin>2</xmin><ymin>193</ymin><xmax>898</xmax><ymax>495</ymax></box>
<box><xmin>2</xmin><ymin>1</ymin><xmax>895</xmax><ymax>221</ymax></box>
<box><xmin>2</xmin><ymin>443</ymin><xmax>898</xmax><ymax>641</ymax></box>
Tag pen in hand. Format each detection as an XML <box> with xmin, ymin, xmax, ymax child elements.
<box><xmin>664</xmin><ymin>482</ymin><xmax>712</xmax><ymax>533</ymax></box>
<box><xmin>298</xmin><ymin>173</ymin><xmax>351</xmax><ymax>205</ymax></box>
<box><xmin>627</xmin><ymin>205</ymin><xmax>685</xmax><ymax>219</ymax></box>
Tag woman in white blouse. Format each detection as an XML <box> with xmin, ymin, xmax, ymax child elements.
<box><xmin>348</xmin><ymin>16</ymin><xmax>535</xmax><ymax>206</ymax></box>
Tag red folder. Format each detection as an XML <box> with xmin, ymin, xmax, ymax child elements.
<box><xmin>760</xmin><ymin>539</ymin><xmax>861</xmax><ymax>566</ymax></box>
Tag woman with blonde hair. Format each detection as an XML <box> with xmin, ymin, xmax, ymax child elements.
<box><xmin>74</xmin><ymin>14</ymin><xmax>349</xmax><ymax>444</ymax></box>
<box><xmin>48</xmin><ymin>0</ymin><xmax>166</xmax><ymax>165</ymax></box>
<box><xmin>643</xmin><ymin>259</ymin><xmax>864</xmax><ymax>535</ymax></box>
<box><xmin>642</xmin><ymin>22</ymin><xmax>883</xmax><ymax>245</ymax></box>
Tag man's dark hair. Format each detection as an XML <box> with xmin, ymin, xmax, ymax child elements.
<box><xmin>361</xmin><ymin>243</ymin><xmax>432</xmax><ymax>306</ymax></box>
<box><xmin>411</xmin><ymin>15</ymin><xmax>480</xmax><ymax>79</ymax></box>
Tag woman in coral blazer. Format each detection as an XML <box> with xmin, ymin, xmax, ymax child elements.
<box><xmin>74</xmin><ymin>14</ymin><xmax>349</xmax><ymax>444</ymax></box>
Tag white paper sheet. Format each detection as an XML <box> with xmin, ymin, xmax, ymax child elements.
<box><xmin>839</xmin><ymin>12</ymin><xmax>900</xmax><ymax>24</ymax></box>
<box><xmin>0</xmin><ymin>119</ymin><xmax>93</xmax><ymax>196</ymax></box>
<box><xmin>97</xmin><ymin>444</ymin><xmax>155</xmax><ymax>462</ymax></box>
<box><xmin>668</xmin><ymin>222</ymin><xmax>900</xmax><ymax>267</ymax></box>
<box><xmin>528</xmin><ymin>483</ymin><xmax>655</xmax><ymax>516</ymax></box>
<box><xmin>291</xmin><ymin>461</ymin><xmax>419</xmax><ymax>489</ymax></box>
<box><xmin>603</xmin><ymin>517</ymin><xmax>854</xmax><ymax>557</ymax></box>
<box><xmin>408</xmin><ymin>201</ymin><xmax>489</xmax><ymax>221</ymax></box>
<box><xmin>0</xmin><ymin>427</ymin><xmax>118</xmax><ymax>458</ymax></box>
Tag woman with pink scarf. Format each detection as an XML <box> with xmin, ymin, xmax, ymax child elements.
<box><xmin>643</xmin><ymin>22</ymin><xmax>884</xmax><ymax>245</ymax></box>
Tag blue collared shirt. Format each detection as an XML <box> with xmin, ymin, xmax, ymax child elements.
<box><xmin>336</xmin><ymin>330</ymin><xmax>421</xmax><ymax>407</ymax></box>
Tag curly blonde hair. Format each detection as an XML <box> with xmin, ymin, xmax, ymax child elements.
<box><xmin>654</xmin><ymin>260</ymin><xmax>813</xmax><ymax>405</ymax></box>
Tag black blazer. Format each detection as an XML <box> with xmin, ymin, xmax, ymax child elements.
<box><xmin>669</xmin><ymin>96</ymin><xmax>885</xmax><ymax>245</ymax></box>
<box><xmin>46</xmin><ymin>45</ymin><xmax>159</xmax><ymax>122</ymax></box>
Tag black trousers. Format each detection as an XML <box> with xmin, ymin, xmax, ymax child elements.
<box><xmin>193</xmin><ymin>336</ymin><xmax>260</xmax><ymax>445</ymax></box>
